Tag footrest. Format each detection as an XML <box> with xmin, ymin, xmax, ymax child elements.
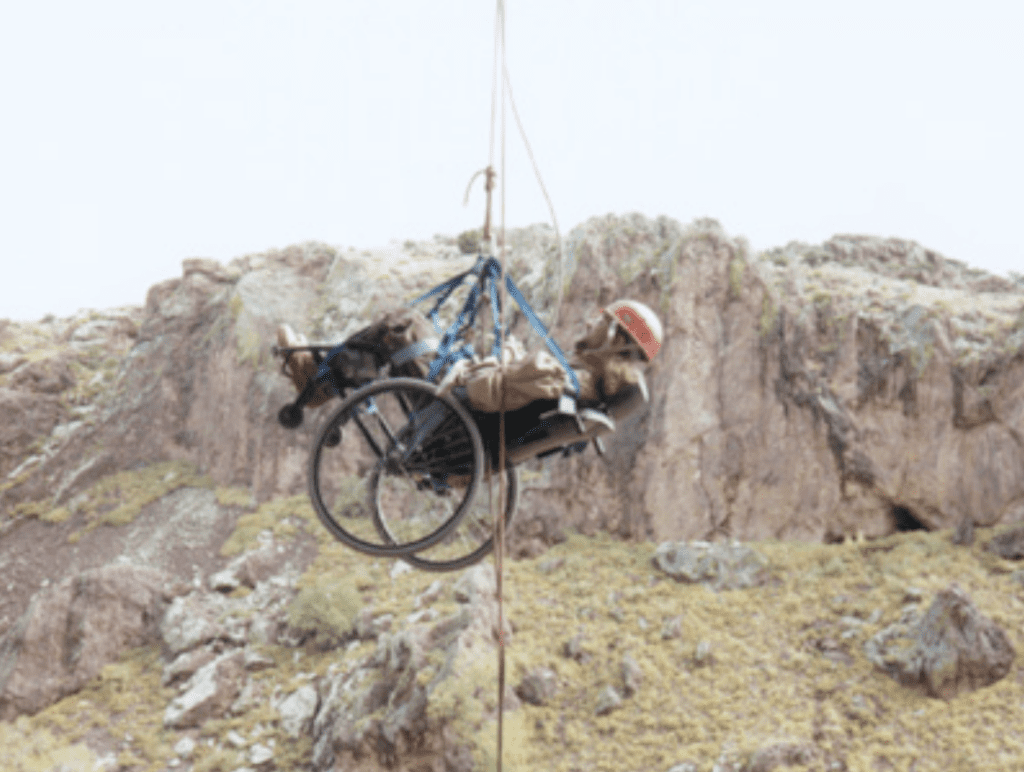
<box><xmin>578</xmin><ymin>408</ymin><xmax>615</xmax><ymax>434</ymax></box>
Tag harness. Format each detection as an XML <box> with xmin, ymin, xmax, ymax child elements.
<box><xmin>312</xmin><ymin>253</ymin><xmax>580</xmax><ymax>403</ymax></box>
<box><xmin>409</xmin><ymin>254</ymin><xmax>580</xmax><ymax>396</ymax></box>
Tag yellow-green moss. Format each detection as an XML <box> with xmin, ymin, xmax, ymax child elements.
<box><xmin>214</xmin><ymin>486</ymin><xmax>256</xmax><ymax>509</ymax></box>
<box><xmin>284</xmin><ymin>538</ymin><xmax>391</xmax><ymax>649</ymax></box>
<box><xmin>24</xmin><ymin>645</ymin><xmax>176</xmax><ymax>772</ymax></box>
<box><xmin>39</xmin><ymin>506</ymin><xmax>71</xmax><ymax>523</ymax></box>
<box><xmin>0</xmin><ymin>719</ymin><xmax>97</xmax><ymax>772</ymax></box>
<box><xmin>286</xmin><ymin>580</ymin><xmax>362</xmax><ymax>648</ymax></box>
<box><xmin>759</xmin><ymin>293</ymin><xmax>778</xmax><ymax>338</ymax></box>
<box><xmin>220</xmin><ymin>494</ymin><xmax>315</xmax><ymax>556</ymax></box>
<box><xmin>8</xmin><ymin>460</ymin><xmax>209</xmax><ymax>533</ymax></box>
<box><xmin>236</xmin><ymin>326</ymin><xmax>263</xmax><ymax>369</ymax></box>
<box><xmin>193</xmin><ymin>748</ymin><xmax>242</xmax><ymax>772</ymax></box>
<box><xmin>728</xmin><ymin>255</ymin><xmax>746</xmax><ymax>299</ymax></box>
<box><xmin>75</xmin><ymin>460</ymin><xmax>212</xmax><ymax>532</ymax></box>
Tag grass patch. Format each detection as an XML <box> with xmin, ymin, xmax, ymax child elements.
<box><xmin>8</xmin><ymin>460</ymin><xmax>210</xmax><ymax>533</ymax></box>
<box><xmin>0</xmin><ymin>718</ymin><xmax>97</xmax><ymax>772</ymax></box>
<box><xmin>25</xmin><ymin>645</ymin><xmax>176</xmax><ymax>772</ymax></box>
<box><xmin>728</xmin><ymin>254</ymin><xmax>746</xmax><ymax>298</ymax></box>
<box><xmin>9</xmin><ymin>518</ymin><xmax>1024</xmax><ymax>770</ymax></box>
<box><xmin>759</xmin><ymin>293</ymin><xmax>779</xmax><ymax>338</ymax></box>
<box><xmin>215</xmin><ymin>486</ymin><xmax>256</xmax><ymax>509</ymax></box>
<box><xmin>483</xmin><ymin>527</ymin><xmax>1024</xmax><ymax>771</ymax></box>
<box><xmin>219</xmin><ymin>494</ymin><xmax>316</xmax><ymax>556</ymax></box>
<box><xmin>77</xmin><ymin>460</ymin><xmax>212</xmax><ymax>531</ymax></box>
<box><xmin>286</xmin><ymin>579</ymin><xmax>363</xmax><ymax>649</ymax></box>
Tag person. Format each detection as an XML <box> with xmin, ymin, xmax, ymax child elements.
<box><xmin>570</xmin><ymin>299</ymin><xmax>663</xmax><ymax>404</ymax></box>
<box><xmin>431</xmin><ymin>298</ymin><xmax>662</xmax><ymax>412</ymax></box>
<box><xmin>276</xmin><ymin>298</ymin><xmax>664</xmax><ymax>414</ymax></box>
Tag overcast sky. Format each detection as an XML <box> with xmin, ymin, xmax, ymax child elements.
<box><xmin>2</xmin><ymin>1</ymin><xmax>1021</xmax><ymax>322</ymax></box>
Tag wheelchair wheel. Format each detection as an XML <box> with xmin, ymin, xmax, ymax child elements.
<box><xmin>378</xmin><ymin>465</ymin><xmax>519</xmax><ymax>572</ymax></box>
<box><xmin>308</xmin><ymin>378</ymin><xmax>484</xmax><ymax>558</ymax></box>
<box><xmin>278</xmin><ymin>403</ymin><xmax>303</xmax><ymax>429</ymax></box>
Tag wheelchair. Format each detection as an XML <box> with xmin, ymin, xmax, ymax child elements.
<box><xmin>272</xmin><ymin>256</ymin><xmax>649</xmax><ymax>572</ymax></box>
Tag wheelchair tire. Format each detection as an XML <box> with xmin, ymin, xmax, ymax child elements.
<box><xmin>378</xmin><ymin>465</ymin><xmax>519</xmax><ymax>572</ymax></box>
<box><xmin>308</xmin><ymin>378</ymin><xmax>485</xmax><ymax>558</ymax></box>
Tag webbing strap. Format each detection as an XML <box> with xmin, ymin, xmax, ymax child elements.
<box><xmin>410</xmin><ymin>254</ymin><xmax>578</xmax><ymax>396</ymax></box>
<box><xmin>408</xmin><ymin>266</ymin><xmax>475</xmax><ymax>334</ymax></box>
<box><xmin>314</xmin><ymin>343</ymin><xmax>348</xmax><ymax>393</ymax></box>
<box><xmin>487</xmin><ymin>265</ymin><xmax>503</xmax><ymax>360</ymax></box>
<box><xmin>504</xmin><ymin>275</ymin><xmax>580</xmax><ymax>395</ymax></box>
<box><xmin>427</xmin><ymin>278</ymin><xmax>485</xmax><ymax>382</ymax></box>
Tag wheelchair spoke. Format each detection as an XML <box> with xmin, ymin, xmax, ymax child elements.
<box><xmin>382</xmin><ymin>466</ymin><xmax>519</xmax><ymax>573</ymax></box>
<box><xmin>308</xmin><ymin>378</ymin><xmax>483</xmax><ymax>558</ymax></box>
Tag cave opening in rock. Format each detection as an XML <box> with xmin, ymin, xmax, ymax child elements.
<box><xmin>891</xmin><ymin>504</ymin><xmax>928</xmax><ymax>533</ymax></box>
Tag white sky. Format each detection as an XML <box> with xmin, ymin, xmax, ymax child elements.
<box><xmin>2</xmin><ymin>1</ymin><xmax>1022</xmax><ymax>322</ymax></box>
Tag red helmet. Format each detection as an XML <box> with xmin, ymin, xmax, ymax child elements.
<box><xmin>604</xmin><ymin>299</ymin><xmax>663</xmax><ymax>362</ymax></box>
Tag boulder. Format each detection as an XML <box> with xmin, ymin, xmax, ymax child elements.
<box><xmin>163</xmin><ymin>650</ymin><xmax>246</xmax><ymax>728</ymax></box>
<box><xmin>173</xmin><ymin>737</ymin><xmax>196</xmax><ymax>758</ymax></box>
<box><xmin>620</xmin><ymin>652</ymin><xmax>643</xmax><ymax>697</ymax></box>
<box><xmin>985</xmin><ymin>525</ymin><xmax>1024</xmax><ymax>560</ymax></box>
<box><xmin>277</xmin><ymin>683</ymin><xmax>319</xmax><ymax>738</ymax></box>
<box><xmin>865</xmin><ymin>583</ymin><xmax>1015</xmax><ymax>698</ymax></box>
<box><xmin>562</xmin><ymin>631</ymin><xmax>591</xmax><ymax>664</ymax></box>
<box><xmin>311</xmin><ymin>626</ymin><xmax>433</xmax><ymax>769</ymax></box>
<box><xmin>0</xmin><ymin>353</ymin><xmax>26</xmax><ymax>375</ymax></box>
<box><xmin>594</xmin><ymin>684</ymin><xmax>622</xmax><ymax>716</ymax></box>
<box><xmin>161</xmin><ymin>645</ymin><xmax>218</xmax><ymax>688</ymax></box>
<box><xmin>209</xmin><ymin>543</ymin><xmax>285</xmax><ymax>593</ymax></box>
<box><xmin>514</xmin><ymin>667</ymin><xmax>558</xmax><ymax>706</ymax></box>
<box><xmin>0</xmin><ymin>563</ymin><xmax>181</xmax><ymax>719</ymax></box>
<box><xmin>652</xmin><ymin>541</ymin><xmax>770</xmax><ymax>590</ymax></box>
<box><xmin>248</xmin><ymin>742</ymin><xmax>275</xmax><ymax>768</ymax></box>
<box><xmin>160</xmin><ymin>592</ymin><xmax>231</xmax><ymax>656</ymax></box>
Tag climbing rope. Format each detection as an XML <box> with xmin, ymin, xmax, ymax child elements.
<box><xmin>477</xmin><ymin>3</ymin><xmax>568</xmax><ymax>766</ymax></box>
<box><xmin>493</xmin><ymin>2</ymin><xmax>508</xmax><ymax>770</ymax></box>
<box><xmin>500</xmin><ymin>63</ymin><xmax>564</xmax><ymax>329</ymax></box>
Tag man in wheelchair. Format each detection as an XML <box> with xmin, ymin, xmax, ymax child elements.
<box><xmin>274</xmin><ymin>299</ymin><xmax>663</xmax><ymax>459</ymax></box>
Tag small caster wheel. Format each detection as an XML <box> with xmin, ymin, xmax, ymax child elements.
<box><xmin>324</xmin><ymin>426</ymin><xmax>342</xmax><ymax>447</ymax></box>
<box><xmin>278</xmin><ymin>403</ymin><xmax>303</xmax><ymax>429</ymax></box>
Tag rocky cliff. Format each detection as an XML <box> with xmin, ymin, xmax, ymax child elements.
<box><xmin>3</xmin><ymin>214</ymin><xmax>1022</xmax><ymax>548</ymax></box>
<box><xmin>2</xmin><ymin>213</ymin><xmax>1024</xmax><ymax>771</ymax></box>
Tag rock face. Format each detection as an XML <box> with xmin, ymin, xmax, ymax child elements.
<box><xmin>865</xmin><ymin>583</ymin><xmax>1015</xmax><ymax>698</ymax></box>
<box><xmin>547</xmin><ymin>218</ymin><xmax>1024</xmax><ymax>544</ymax></box>
<box><xmin>0</xmin><ymin>563</ymin><xmax>182</xmax><ymax>719</ymax></box>
<box><xmin>2</xmin><ymin>216</ymin><xmax>1023</xmax><ymax>547</ymax></box>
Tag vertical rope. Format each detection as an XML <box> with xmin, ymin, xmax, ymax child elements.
<box><xmin>501</xmin><ymin>64</ymin><xmax>564</xmax><ymax>330</ymax></box>
<box><xmin>494</xmin><ymin>2</ymin><xmax>508</xmax><ymax>771</ymax></box>
<box><xmin>488</xmin><ymin>5</ymin><xmax>499</xmax><ymax>168</ymax></box>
